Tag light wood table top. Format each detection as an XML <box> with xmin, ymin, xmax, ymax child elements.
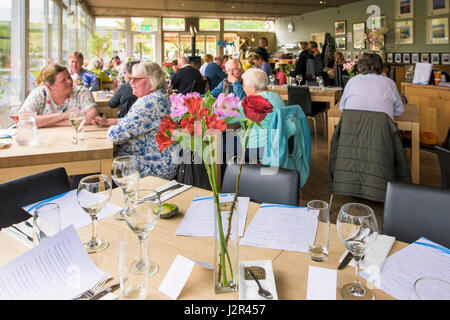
<box><xmin>0</xmin><ymin>176</ymin><xmax>407</xmax><ymax>300</ymax></box>
<box><xmin>0</xmin><ymin>125</ymin><xmax>113</xmax><ymax>182</ymax></box>
<box><xmin>268</xmin><ymin>85</ymin><xmax>343</xmax><ymax>108</ymax></box>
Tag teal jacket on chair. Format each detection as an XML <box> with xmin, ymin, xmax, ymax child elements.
<box><xmin>262</xmin><ymin>105</ymin><xmax>311</xmax><ymax>188</ymax></box>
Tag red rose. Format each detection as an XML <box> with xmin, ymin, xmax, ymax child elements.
<box><xmin>241</xmin><ymin>95</ymin><xmax>273</xmax><ymax>123</ymax></box>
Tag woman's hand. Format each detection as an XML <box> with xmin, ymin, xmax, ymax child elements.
<box><xmin>92</xmin><ymin>116</ymin><xmax>109</xmax><ymax>127</ymax></box>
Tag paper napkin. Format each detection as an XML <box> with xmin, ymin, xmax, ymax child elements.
<box><xmin>155</xmin><ymin>180</ymin><xmax>192</xmax><ymax>203</ymax></box>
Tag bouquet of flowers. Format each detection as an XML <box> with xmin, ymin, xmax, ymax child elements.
<box><xmin>274</xmin><ymin>61</ymin><xmax>294</xmax><ymax>77</ymax></box>
<box><xmin>163</xmin><ymin>62</ymin><xmax>175</xmax><ymax>77</ymax></box>
<box><xmin>343</xmin><ymin>61</ymin><xmax>357</xmax><ymax>78</ymax></box>
<box><xmin>156</xmin><ymin>92</ymin><xmax>273</xmax><ymax>292</ymax></box>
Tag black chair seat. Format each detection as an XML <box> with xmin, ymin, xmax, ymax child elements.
<box><xmin>221</xmin><ymin>163</ymin><xmax>300</xmax><ymax>206</ymax></box>
<box><xmin>190</xmin><ymin>78</ymin><xmax>208</xmax><ymax>95</ymax></box>
<box><xmin>383</xmin><ymin>182</ymin><xmax>450</xmax><ymax>247</ymax></box>
<box><xmin>0</xmin><ymin>168</ymin><xmax>71</xmax><ymax>229</ymax></box>
<box><xmin>435</xmin><ymin>145</ymin><xmax>450</xmax><ymax>189</ymax></box>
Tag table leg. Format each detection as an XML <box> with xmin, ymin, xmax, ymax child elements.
<box><xmin>411</xmin><ymin>122</ymin><xmax>420</xmax><ymax>184</ymax></box>
<box><xmin>327</xmin><ymin>116</ymin><xmax>336</xmax><ymax>156</ymax></box>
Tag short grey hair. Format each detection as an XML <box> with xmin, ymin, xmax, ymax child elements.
<box><xmin>225</xmin><ymin>58</ymin><xmax>243</xmax><ymax>72</ymax></box>
<box><xmin>87</xmin><ymin>58</ymin><xmax>103</xmax><ymax>70</ymax></box>
<box><xmin>242</xmin><ymin>68</ymin><xmax>268</xmax><ymax>91</ymax></box>
<box><xmin>132</xmin><ymin>61</ymin><xmax>167</xmax><ymax>91</ymax></box>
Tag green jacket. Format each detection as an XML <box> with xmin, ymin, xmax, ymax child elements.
<box><xmin>329</xmin><ymin>110</ymin><xmax>411</xmax><ymax>202</ymax></box>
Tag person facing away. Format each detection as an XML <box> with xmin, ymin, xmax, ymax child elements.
<box><xmin>170</xmin><ymin>56</ymin><xmax>203</xmax><ymax>95</ymax></box>
<box><xmin>306</xmin><ymin>41</ymin><xmax>324</xmax><ymax>79</ymax></box>
<box><xmin>93</xmin><ymin>61</ymin><xmax>178</xmax><ymax>180</ymax></box>
<box><xmin>254</xmin><ymin>37</ymin><xmax>269</xmax><ymax>63</ymax></box>
<box><xmin>108</xmin><ymin>60</ymin><xmax>139</xmax><ymax>118</ymax></box>
<box><xmin>199</xmin><ymin>54</ymin><xmax>214</xmax><ymax>76</ymax></box>
<box><xmin>20</xmin><ymin>63</ymin><xmax>99</xmax><ymax>128</ymax></box>
<box><xmin>210</xmin><ymin>58</ymin><xmax>247</xmax><ymax>101</ymax></box>
<box><xmin>204</xmin><ymin>55</ymin><xmax>227</xmax><ymax>91</ymax></box>
<box><xmin>293</xmin><ymin>41</ymin><xmax>310</xmax><ymax>85</ymax></box>
<box><xmin>68</xmin><ymin>51</ymin><xmax>100</xmax><ymax>91</ymax></box>
<box><xmin>340</xmin><ymin>52</ymin><xmax>404</xmax><ymax>120</ymax></box>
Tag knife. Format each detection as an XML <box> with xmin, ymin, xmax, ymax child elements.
<box><xmin>89</xmin><ymin>283</ymin><xmax>120</xmax><ymax>300</ymax></box>
<box><xmin>10</xmin><ymin>225</ymin><xmax>33</xmax><ymax>243</ymax></box>
<box><xmin>337</xmin><ymin>251</ymin><xmax>353</xmax><ymax>270</ymax></box>
<box><xmin>157</xmin><ymin>183</ymin><xmax>183</xmax><ymax>197</ymax></box>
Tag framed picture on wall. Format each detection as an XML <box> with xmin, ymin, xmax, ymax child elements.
<box><xmin>421</xmin><ymin>53</ymin><xmax>430</xmax><ymax>63</ymax></box>
<box><xmin>387</xmin><ymin>53</ymin><xmax>394</xmax><ymax>63</ymax></box>
<box><xmin>395</xmin><ymin>20</ymin><xmax>414</xmax><ymax>44</ymax></box>
<box><xmin>403</xmin><ymin>53</ymin><xmax>411</xmax><ymax>64</ymax></box>
<box><xmin>335</xmin><ymin>21</ymin><xmax>347</xmax><ymax>36</ymax></box>
<box><xmin>353</xmin><ymin>22</ymin><xmax>366</xmax><ymax>49</ymax></box>
<box><xmin>427</xmin><ymin>18</ymin><xmax>449</xmax><ymax>44</ymax></box>
<box><xmin>395</xmin><ymin>0</ymin><xmax>414</xmax><ymax>19</ymax></box>
<box><xmin>395</xmin><ymin>53</ymin><xmax>403</xmax><ymax>63</ymax></box>
<box><xmin>431</xmin><ymin>53</ymin><xmax>441</xmax><ymax>64</ymax></box>
<box><xmin>427</xmin><ymin>0</ymin><xmax>449</xmax><ymax>16</ymax></box>
<box><xmin>346</xmin><ymin>51</ymin><xmax>352</xmax><ymax>61</ymax></box>
<box><xmin>352</xmin><ymin>52</ymin><xmax>360</xmax><ymax>62</ymax></box>
<box><xmin>370</xmin><ymin>16</ymin><xmax>387</xmax><ymax>30</ymax></box>
<box><xmin>442</xmin><ymin>53</ymin><xmax>450</xmax><ymax>65</ymax></box>
<box><xmin>335</xmin><ymin>37</ymin><xmax>347</xmax><ymax>50</ymax></box>
<box><xmin>411</xmin><ymin>53</ymin><xmax>420</xmax><ymax>63</ymax></box>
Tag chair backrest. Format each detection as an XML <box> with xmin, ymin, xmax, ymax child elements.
<box><xmin>435</xmin><ymin>145</ymin><xmax>450</xmax><ymax>189</ymax></box>
<box><xmin>190</xmin><ymin>78</ymin><xmax>208</xmax><ymax>94</ymax></box>
<box><xmin>0</xmin><ymin>167</ymin><xmax>71</xmax><ymax>228</ymax></box>
<box><xmin>287</xmin><ymin>85</ymin><xmax>313</xmax><ymax>116</ymax></box>
<box><xmin>306</xmin><ymin>58</ymin><xmax>316</xmax><ymax>79</ymax></box>
<box><xmin>382</xmin><ymin>182</ymin><xmax>450</xmax><ymax>247</ymax></box>
<box><xmin>333</xmin><ymin>65</ymin><xmax>343</xmax><ymax>87</ymax></box>
<box><xmin>221</xmin><ymin>163</ymin><xmax>300</xmax><ymax>206</ymax></box>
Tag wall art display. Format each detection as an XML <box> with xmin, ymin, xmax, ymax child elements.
<box><xmin>411</xmin><ymin>53</ymin><xmax>420</xmax><ymax>63</ymax></box>
<box><xmin>395</xmin><ymin>20</ymin><xmax>414</xmax><ymax>44</ymax></box>
<box><xmin>353</xmin><ymin>22</ymin><xmax>366</xmax><ymax>49</ymax></box>
<box><xmin>427</xmin><ymin>0</ymin><xmax>449</xmax><ymax>16</ymax></box>
<box><xmin>431</xmin><ymin>53</ymin><xmax>441</xmax><ymax>64</ymax></box>
<box><xmin>442</xmin><ymin>53</ymin><xmax>450</xmax><ymax>65</ymax></box>
<box><xmin>395</xmin><ymin>0</ymin><xmax>414</xmax><ymax>19</ymax></box>
<box><xmin>427</xmin><ymin>18</ymin><xmax>449</xmax><ymax>44</ymax></box>
<box><xmin>421</xmin><ymin>53</ymin><xmax>430</xmax><ymax>63</ymax></box>
<box><xmin>346</xmin><ymin>51</ymin><xmax>352</xmax><ymax>61</ymax></box>
<box><xmin>370</xmin><ymin>16</ymin><xmax>387</xmax><ymax>30</ymax></box>
<box><xmin>335</xmin><ymin>37</ymin><xmax>346</xmax><ymax>50</ymax></box>
<box><xmin>403</xmin><ymin>53</ymin><xmax>411</xmax><ymax>64</ymax></box>
<box><xmin>395</xmin><ymin>53</ymin><xmax>403</xmax><ymax>63</ymax></box>
<box><xmin>352</xmin><ymin>51</ymin><xmax>360</xmax><ymax>62</ymax></box>
<box><xmin>387</xmin><ymin>53</ymin><xmax>394</xmax><ymax>63</ymax></box>
<box><xmin>335</xmin><ymin>21</ymin><xmax>347</xmax><ymax>36</ymax></box>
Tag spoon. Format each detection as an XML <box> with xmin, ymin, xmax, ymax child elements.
<box><xmin>246</xmin><ymin>269</ymin><xmax>273</xmax><ymax>300</ymax></box>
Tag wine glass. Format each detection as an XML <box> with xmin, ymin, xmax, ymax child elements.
<box><xmin>69</xmin><ymin>108</ymin><xmax>85</xmax><ymax>144</ymax></box>
<box><xmin>268</xmin><ymin>75</ymin><xmax>275</xmax><ymax>88</ymax></box>
<box><xmin>77</xmin><ymin>174</ymin><xmax>112</xmax><ymax>254</ymax></box>
<box><xmin>316</xmin><ymin>76</ymin><xmax>324</xmax><ymax>90</ymax></box>
<box><xmin>336</xmin><ymin>203</ymin><xmax>379</xmax><ymax>300</ymax></box>
<box><xmin>296</xmin><ymin>75</ymin><xmax>303</xmax><ymax>86</ymax></box>
<box><xmin>111</xmin><ymin>155</ymin><xmax>141</xmax><ymax>221</ymax></box>
<box><xmin>124</xmin><ymin>189</ymin><xmax>161</xmax><ymax>277</ymax></box>
<box><xmin>9</xmin><ymin>106</ymin><xmax>20</xmax><ymax>124</ymax></box>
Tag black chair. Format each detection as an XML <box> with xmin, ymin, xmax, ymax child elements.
<box><xmin>287</xmin><ymin>85</ymin><xmax>326</xmax><ymax>150</ymax></box>
<box><xmin>221</xmin><ymin>163</ymin><xmax>300</xmax><ymax>206</ymax></box>
<box><xmin>190</xmin><ymin>78</ymin><xmax>208</xmax><ymax>95</ymax></box>
<box><xmin>382</xmin><ymin>182</ymin><xmax>450</xmax><ymax>247</ymax></box>
<box><xmin>333</xmin><ymin>65</ymin><xmax>343</xmax><ymax>88</ymax></box>
<box><xmin>0</xmin><ymin>168</ymin><xmax>71</xmax><ymax>229</ymax></box>
<box><xmin>435</xmin><ymin>145</ymin><xmax>450</xmax><ymax>189</ymax></box>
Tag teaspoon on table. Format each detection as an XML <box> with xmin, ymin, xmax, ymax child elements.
<box><xmin>246</xmin><ymin>269</ymin><xmax>273</xmax><ymax>300</ymax></box>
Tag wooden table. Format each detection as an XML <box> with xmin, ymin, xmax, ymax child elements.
<box><xmin>268</xmin><ymin>85</ymin><xmax>343</xmax><ymax>109</ymax></box>
<box><xmin>0</xmin><ymin>125</ymin><xmax>113</xmax><ymax>183</ymax></box>
<box><xmin>94</xmin><ymin>96</ymin><xmax>120</xmax><ymax>119</ymax></box>
<box><xmin>327</xmin><ymin>104</ymin><xmax>420</xmax><ymax>184</ymax></box>
<box><xmin>0</xmin><ymin>176</ymin><xmax>406</xmax><ymax>300</ymax></box>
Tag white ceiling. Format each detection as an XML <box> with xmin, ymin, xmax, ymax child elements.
<box><xmin>82</xmin><ymin>0</ymin><xmax>364</xmax><ymax>19</ymax></box>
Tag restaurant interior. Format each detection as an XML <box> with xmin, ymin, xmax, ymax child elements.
<box><xmin>0</xmin><ymin>0</ymin><xmax>449</xmax><ymax>303</ymax></box>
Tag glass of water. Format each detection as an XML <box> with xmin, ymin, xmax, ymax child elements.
<box><xmin>409</xmin><ymin>278</ymin><xmax>450</xmax><ymax>300</ymax></box>
<box><xmin>296</xmin><ymin>75</ymin><xmax>303</xmax><ymax>86</ymax></box>
<box><xmin>317</xmin><ymin>76</ymin><xmax>324</xmax><ymax>90</ymax></box>
<box><xmin>119</xmin><ymin>236</ymin><xmax>149</xmax><ymax>300</ymax></box>
<box><xmin>33</xmin><ymin>203</ymin><xmax>61</xmax><ymax>246</ymax></box>
<box><xmin>306</xmin><ymin>200</ymin><xmax>330</xmax><ymax>262</ymax></box>
<box><xmin>268</xmin><ymin>75</ymin><xmax>275</xmax><ymax>88</ymax></box>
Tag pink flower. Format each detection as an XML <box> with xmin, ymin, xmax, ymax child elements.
<box><xmin>185</xmin><ymin>92</ymin><xmax>200</xmax><ymax>99</ymax></box>
<box><xmin>212</xmin><ymin>93</ymin><xmax>240</xmax><ymax>119</ymax></box>
<box><xmin>170</xmin><ymin>94</ymin><xmax>188</xmax><ymax>118</ymax></box>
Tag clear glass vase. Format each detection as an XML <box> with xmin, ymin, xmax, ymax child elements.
<box><xmin>213</xmin><ymin>197</ymin><xmax>239</xmax><ymax>294</ymax></box>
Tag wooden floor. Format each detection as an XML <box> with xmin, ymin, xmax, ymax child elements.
<box><xmin>299</xmin><ymin>115</ymin><xmax>443</xmax><ymax>228</ymax></box>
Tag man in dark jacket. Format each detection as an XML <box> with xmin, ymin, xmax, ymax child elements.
<box><xmin>108</xmin><ymin>60</ymin><xmax>139</xmax><ymax>118</ymax></box>
<box><xmin>329</xmin><ymin>109</ymin><xmax>411</xmax><ymax>202</ymax></box>
<box><xmin>204</xmin><ymin>56</ymin><xmax>227</xmax><ymax>91</ymax></box>
<box><xmin>170</xmin><ymin>56</ymin><xmax>203</xmax><ymax>95</ymax></box>
<box><xmin>254</xmin><ymin>37</ymin><xmax>269</xmax><ymax>63</ymax></box>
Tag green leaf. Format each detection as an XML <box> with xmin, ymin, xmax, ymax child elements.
<box><xmin>255</xmin><ymin>122</ymin><xmax>264</xmax><ymax>129</ymax></box>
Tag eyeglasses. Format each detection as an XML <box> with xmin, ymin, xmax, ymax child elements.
<box><xmin>130</xmin><ymin>77</ymin><xmax>147</xmax><ymax>83</ymax></box>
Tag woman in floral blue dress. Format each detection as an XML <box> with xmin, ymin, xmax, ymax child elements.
<box><xmin>93</xmin><ymin>62</ymin><xmax>178</xmax><ymax>179</ymax></box>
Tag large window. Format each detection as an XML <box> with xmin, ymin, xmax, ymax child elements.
<box><xmin>164</xmin><ymin>33</ymin><xmax>217</xmax><ymax>62</ymax></box>
<box><xmin>199</xmin><ymin>19</ymin><xmax>220</xmax><ymax>31</ymax></box>
<box><xmin>163</xmin><ymin>18</ymin><xmax>185</xmax><ymax>31</ymax></box>
<box><xmin>224</xmin><ymin>20</ymin><xmax>274</xmax><ymax>32</ymax></box>
<box><xmin>94</xmin><ymin>18</ymin><xmax>127</xmax><ymax>62</ymax></box>
<box><xmin>132</xmin><ymin>18</ymin><xmax>158</xmax><ymax>62</ymax></box>
<box><xmin>48</xmin><ymin>0</ymin><xmax>61</xmax><ymax>64</ymax></box>
<box><xmin>131</xmin><ymin>18</ymin><xmax>157</xmax><ymax>32</ymax></box>
<box><xmin>29</xmin><ymin>0</ymin><xmax>46</xmax><ymax>91</ymax></box>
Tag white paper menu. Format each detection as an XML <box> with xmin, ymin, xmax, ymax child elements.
<box><xmin>0</xmin><ymin>226</ymin><xmax>111</xmax><ymax>300</ymax></box>
<box><xmin>412</xmin><ymin>63</ymin><xmax>433</xmax><ymax>84</ymax></box>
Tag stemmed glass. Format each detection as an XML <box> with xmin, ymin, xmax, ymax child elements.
<box><xmin>69</xmin><ymin>108</ymin><xmax>85</xmax><ymax>144</ymax></box>
<box><xmin>336</xmin><ymin>203</ymin><xmax>379</xmax><ymax>300</ymax></box>
<box><xmin>296</xmin><ymin>75</ymin><xmax>303</xmax><ymax>86</ymax></box>
<box><xmin>77</xmin><ymin>174</ymin><xmax>112</xmax><ymax>254</ymax></box>
<box><xmin>268</xmin><ymin>75</ymin><xmax>275</xmax><ymax>88</ymax></box>
<box><xmin>316</xmin><ymin>76</ymin><xmax>325</xmax><ymax>90</ymax></box>
<box><xmin>111</xmin><ymin>155</ymin><xmax>141</xmax><ymax>221</ymax></box>
<box><xmin>124</xmin><ymin>189</ymin><xmax>161</xmax><ymax>277</ymax></box>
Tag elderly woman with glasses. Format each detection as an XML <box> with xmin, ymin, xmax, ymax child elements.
<box><xmin>93</xmin><ymin>61</ymin><xmax>178</xmax><ymax>180</ymax></box>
